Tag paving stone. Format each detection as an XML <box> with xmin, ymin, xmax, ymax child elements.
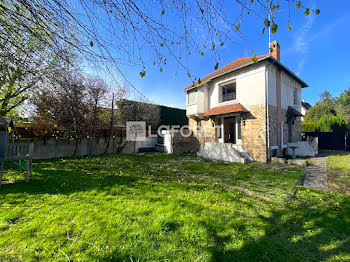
<box><xmin>271</xmin><ymin>157</ymin><xmax>286</xmax><ymax>164</ymax></box>
<box><xmin>287</xmin><ymin>159</ymin><xmax>307</xmax><ymax>167</ymax></box>
<box><xmin>303</xmin><ymin>157</ymin><xmax>328</xmax><ymax>191</ymax></box>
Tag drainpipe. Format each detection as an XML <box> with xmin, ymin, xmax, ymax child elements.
<box><xmin>265</xmin><ymin>65</ymin><xmax>270</xmax><ymax>162</ymax></box>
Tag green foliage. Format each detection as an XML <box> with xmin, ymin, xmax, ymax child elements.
<box><xmin>271</xmin><ymin>23</ymin><xmax>278</xmax><ymax>34</ymax></box>
<box><xmin>302</xmin><ymin>121</ymin><xmax>320</xmax><ymax>132</ymax></box>
<box><xmin>304</xmin><ymin>103</ymin><xmax>335</xmax><ymax>123</ymax></box>
<box><xmin>214</xmin><ymin>62</ymin><xmax>219</xmax><ymax>70</ymax></box>
<box><xmin>304</xmin><ymin>8</ymin><xmax>310</xmax><ymax>16</ymax></box>
<box><xmin>335</xmin><ymin>87</ymin><xmax>350</xmax><ymax>122</ymax></box>
<box><xmin>318</xmin><ymin>114</ymin><xmax>348</xmax><ymax>132</ymax></box>
<box><xmin>304</xmin><ymin>91</ymin><xmax>336</xmax><ymax>123</ymax></box>
<box><xmin>303</xmin><ymin>89</ymin><xmax>350</xmax><ymax>132</ymax></box>
<box><xmin>252</xmin><ymin>53</ymin><xmax>258</xmax><ymax>63</ymax></box>
<box><xmin>139</xmin><ymin>70</ymin><xmax>146</xmax><ymax>77</ymax></box>
<box><xmin>0</xmin><ymin>154</ymin><xmax>349</xmax><ymax>261</ymax></box>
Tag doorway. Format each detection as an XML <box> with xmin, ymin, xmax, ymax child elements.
<box><xmin>224</xmin><ymin>117</ymin><xmax>236</xmax><ymax>143</ymax></box>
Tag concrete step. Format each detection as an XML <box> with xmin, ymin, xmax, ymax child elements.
<box><xmin>197</xmin><ymin>142</ymin><xmax>247</xmax><ymax>163</ymax></box>
<box><xmin>231</xmin><ymin>144</ymin><xmax>253</xmax><ymax>162</ymax></box>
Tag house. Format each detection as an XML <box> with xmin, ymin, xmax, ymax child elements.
<box><xmin>301</xmin><ymin>99</ymin><xmax>312</xmax><ymax>121</ymax></box>
<box><xmin>184</xmin><ymin>41</ymin><xmax>313</xmax><ymax>163</ymax></box>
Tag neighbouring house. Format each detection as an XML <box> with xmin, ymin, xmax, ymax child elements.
<box><xmin>301</xmin><ymin>99</ymin><xmax>312</xmax><ymax>121</ymax></box>
<box><xmin>185</xmin><ymin>40</ymin><xmax>315</xmax><ymax>163</ymax></box>
<box><xmin>117</xmin><ymin>99</ymin><xmax>187</xmax><ymax>130</ymax></box>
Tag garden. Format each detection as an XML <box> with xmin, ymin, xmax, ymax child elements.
<box><xmin>0</xmin><ymin>153</ymin><xmax>349</xmax><ymax>261</ymax></box>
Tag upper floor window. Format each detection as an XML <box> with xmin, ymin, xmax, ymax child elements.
<box><xmin>188</xmin><ymin>90</ymin><xmax>196</xmax><ymax>105</ymax></box>
<box><xmin>293</xmin><ymin>88</ymin><xmax>298</xmax><ymax>105</ymax></box>
<box><xmin>221</xmin><ymin>82</ymin><xmax>236</xmax><ymax>102</ymax></box>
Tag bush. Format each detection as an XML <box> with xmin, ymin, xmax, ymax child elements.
<box><xmin>302</xmin><ymin>122</ymin><xmax>320</xmax><ymax>132</ymax></box>
<box><xmin>318</xmin><ymin>114</ymin><xmax>348</xmax><ymax>132</ymax></box>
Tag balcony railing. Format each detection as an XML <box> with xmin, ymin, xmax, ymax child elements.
<box><xmin>222</xmin><ymin>92</ymin><xmax>236</xmax><ymax>102</ymax></box>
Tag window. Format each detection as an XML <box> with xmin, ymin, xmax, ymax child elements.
<box><xmin>221</xmin><ymin>82</ymin><xmax>236</xmax><ymax>102</ymax></box>
<box><xmin>216</xmin><ymin>119</ymin><xmax>222</xmax><ymax>139</ymax></box>
<box><xmin>293</xmin><ymin>88</ymin><xmax>298</xmax><ymax>105</ymax></box>
<box><xmin>217</xmin><ymin>124</ymin><xmax>222</xmax><ymax>139</ymax></box>
<box><xmin>237</xmin><ymin>116</ymin><xmax>241</xmax><ymax>139</ymax></box>
<box><xmin>188</xmin><ymin>90</ymin><xmax>196</xmax><ymax>105</ymax></box>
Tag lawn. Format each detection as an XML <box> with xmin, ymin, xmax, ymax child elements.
<box><xmin>0</xmin><ymin>153</ymin><xmax>349</xmax><ymax>261</ymax></box>
<box><xmin>325</xmin><ymin>151</ymin><xmax>350</xmax><ymax>194</ymax></box>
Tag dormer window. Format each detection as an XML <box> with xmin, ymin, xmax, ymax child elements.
<box><xmin>221</xmin><ymin>82</ymin><xmax>236</xmax><ymax>102</ymax></box>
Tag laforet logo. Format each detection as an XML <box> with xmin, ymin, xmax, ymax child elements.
<box><xmin>126</xmin><ymin>121</ymin><xmax>146</xmax><ymax>141</ymax></box>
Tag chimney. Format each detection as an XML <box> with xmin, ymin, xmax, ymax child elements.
<box><xmin>269</xmin><ymin>40</ymin><xmax>280</xmax><ymax>61</ymax></box>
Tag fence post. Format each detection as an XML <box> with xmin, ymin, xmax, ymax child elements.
<box><xmin>25</xmin><ymin>159</ymin><xmax>29</xmax><ymax>183</ymax></box>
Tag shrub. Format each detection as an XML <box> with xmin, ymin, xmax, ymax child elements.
<box><xmin>318</xmin><ymin>114</ymin><xmax>348</xmax><ymax>132</ymax></box>
<box><xmin>302</xmin><ymin>122</ymin><xmax>320</xmax><ymax>132</ymax></box>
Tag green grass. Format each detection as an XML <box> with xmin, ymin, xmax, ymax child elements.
<box><xmin>326</xmin><ymin>152</ymin><xmax>350</xmax><ymax>194</ymax></box>
<box><xmin>0</xmin><ymin>153</ymin><xmax>349</xmax><ymax>261</ymax></box>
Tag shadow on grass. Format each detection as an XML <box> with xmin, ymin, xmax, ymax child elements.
<box><xmin>1</xmin><ymin>154</ymin><xmax>349</xmax><ymax>261</ymax></box>
<box><xmin>0</xmin><ymin>160</ymin><xmax>209</xmax><ymax>197</ymax></box>
<box><xmin>0</xmin><ymin>156</ymin><xmax>141</xmax><ymax>195</ymax></box>
<box><xmin>67</xmin><ymin>190</ymin><xmax>349</xmax><ymax>262</ymax></box>
<box><xmin>206</xmin><ymin>191</ymin><xmax>350</xmax><ymax>262</ymax></box>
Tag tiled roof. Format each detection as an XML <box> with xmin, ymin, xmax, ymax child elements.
<box><xmin>203</xmin><ymin>103</ymin><xmax>249</xmax><ymax>117</ymax></box>
<box><xmin>184</xmin><ymin>54</ymin><xmax>271</xmax><ymax>91</ymax></box>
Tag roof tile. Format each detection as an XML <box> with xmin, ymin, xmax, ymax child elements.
<box><xmin>185</xmin><ymin>54</ymin><xmax>270</xmax><ymax>91</ymax></box>
<box><xmin>203</xmin><ymin>103</ymin><xmax>249</xmax><ymax>117</ymax></box>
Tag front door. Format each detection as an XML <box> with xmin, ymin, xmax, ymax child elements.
<box><xmin>224</xmin><ymin>117</ymin><xmax>236</xmax><ymax>144</ymax></box>
<box><xmin>228</xmin><ymin>121</ymin><xmax>235</xmax><ymax>143</ymax></box>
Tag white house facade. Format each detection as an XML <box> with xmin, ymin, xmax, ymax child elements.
<box><xmin>184</xmin><ymin>41</ymin><xmax>311</xmax><ymax>162</ymax></box>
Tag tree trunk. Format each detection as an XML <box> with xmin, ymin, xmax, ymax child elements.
<box><xmin>104</xmin><ymin>92</ymin><xmax>114</xmax><ymax>154</ymax></box>
<box><xmin>72</xmin><ymin>116</ymin><xmax>79</xmax><ymax>157</ymax></box>
<box><xmin>89</xmin><ymin>101</ymin><xmax>98</xmax><ymax>155</ymax></box>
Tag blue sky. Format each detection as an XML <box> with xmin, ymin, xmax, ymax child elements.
<box><xmin>104</xmin><ymin>0</ymin><xmax>350</xmax><ymax>109</ymax></box>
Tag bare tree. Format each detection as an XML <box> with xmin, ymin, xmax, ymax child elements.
<box><xmin>32</xmin><ymin>71</ymin><xmax>89</xmax><ymax>156</ymax></box>
<box><xmin>0</xmin><ymin>0</ymin><xmax>76</xmax><ymax>117</ymax></box>
<box><xmin>0</xmin><ymin>23</ymin><xmax>64</xmax><ymax>117</ymax></box>
<box><xmin>1</xmin><ymin>0</ymin><xmax>320</xmax><ymax>88</ymax></box>
<box><xmin>85</xmin><ymin>76</ymin><xmax>109</xmax><ymax>155</ymax></box>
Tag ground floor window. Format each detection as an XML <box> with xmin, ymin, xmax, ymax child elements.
<box><xmin>237</xmin><ymin>116</ymin><xmax>242</xmax><ymax>140</ymax></box>
<box><xmin>216</xmin><ymin>119</ymin><xmax>222</xmax><ymax>139</ymax></box>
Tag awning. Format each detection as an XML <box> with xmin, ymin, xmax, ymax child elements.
<box><xmin>286</xmin><ymin>106</ymin><xmax>302</xmax><ymax>117</ymax></box>
<box><xmin>203</xmin><ymin>103</ymin><xmax>249</xmax><ymax>117</ymax></box>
